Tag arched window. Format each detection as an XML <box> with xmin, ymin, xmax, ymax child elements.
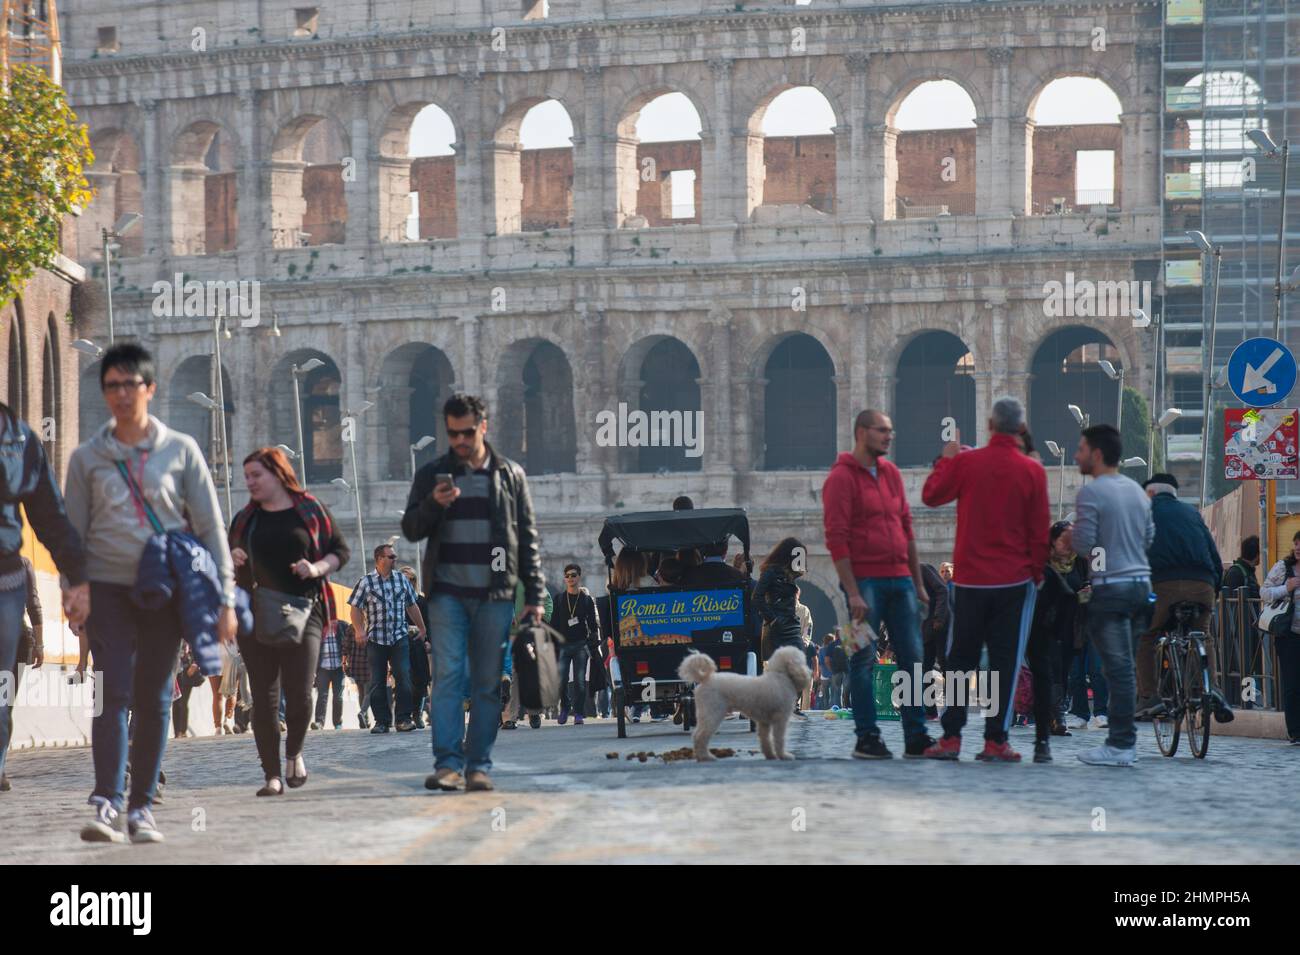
<box><xmin>890</xmin><ymin>80</ymin><xmax>977</xmax><ymax>218</ymax></box>
<box><xmin>1029</xmin><ymin>77</ymin><xmax>1123</xmax><ymax>213</ymax></box>
<box><xmin>763</xmin><ymin>334</ymin><xmax>836</xmax><ymax>470</ymax></box>
<box><xmin>750</xmin><ymin>86</ymin><xmax>837</xmax><ymax>215</ymax></box>
<box><xmin>616</xmin><ymin>91</ymin><xmax>703</xmax><ymax>227</ymax></box>
<box><xmin>893</xmin><ymin>332</ymin><xmax>976</xmax><ymax>466</ymax></box>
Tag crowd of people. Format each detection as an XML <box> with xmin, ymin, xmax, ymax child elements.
<box><xmin>0</xmin><ymin>341</ymin><xmax>1297</xmax><ymax>848</ymax></box>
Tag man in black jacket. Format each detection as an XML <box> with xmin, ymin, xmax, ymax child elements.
<box><xmin>681</xmin><ymin>540</ymin><xmax>747</xmax><ymax>588</ymax></box>
<box><xmin>1222</xmin><ymin>535</ymin><xmax>1261</xmax><ymax>599</ymax></box>
<box><xmin>402</xmin><ymin>394</ymin><xmax>546</xmax><ymax>793</ymax></box>
<box><xmin>1139</xmin><ymin>474</ymin><xmax>1226</xmax><ymax>720</ymax></box>
<box><xmin>551</xmin><ymin>564</ymin><xmax>601</xmax><ymax>725</ymax></box>
<box><xmin>0</xmin><ymin>404</ymin><xmax>87</xmax><ymax>792</ymax></box>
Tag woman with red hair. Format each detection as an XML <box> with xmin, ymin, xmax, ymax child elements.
<box><xmin>228</xmin><ymin>447</ymin><xmax>350</xmax><ymax>796</ymax></box>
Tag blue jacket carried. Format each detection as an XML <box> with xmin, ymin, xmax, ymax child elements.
<box><xmin>1147</xmin><ymin>492</ymin><xmax>1224</xmax><ymax>589</ymax></box>
<box><xmin>133</xmin><ymin>531</ymin><xmax>253</xmax><ymax>677</ymax></box>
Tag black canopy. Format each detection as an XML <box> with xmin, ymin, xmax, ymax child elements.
<box><xmin>598</xmin><ymin>508</ymin><xmax>750</xmax><ymax>566</ymax></box>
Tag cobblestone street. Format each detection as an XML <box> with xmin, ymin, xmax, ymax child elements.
<box><xmin>2</xmin><ymin>716</ymin><xmax>1294</xmax><ymax>865</ymax></box>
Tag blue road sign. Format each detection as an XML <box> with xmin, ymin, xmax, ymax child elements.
<box><xmin>1226</xmin><ymin>337</ymin><xmax>1297</xmax><ymax>408</ymax></box>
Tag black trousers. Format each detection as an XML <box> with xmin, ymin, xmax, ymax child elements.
<box><xmin>941</xmin><ymin>583</ymin><xmax>1037</xmax><ymax>744</ymax></box>
<box><xmin>172</xmin><ymin>681</ymin><xmax>194</xmax><ymax>737</ymax></box>
<box><xmin>1277</xmin><ymin>634</ymin><xmax>1300</xmax><ymax>740</ymax></box>
<box><xmin>1025</xmin><ymin>625</ymin><xmax>1074</xmax><ymax>742</ymax></box>
<box><xmin>238</xmin><ymin>604</ymin><xmax>323</xmax><ymax>780</ymax></box>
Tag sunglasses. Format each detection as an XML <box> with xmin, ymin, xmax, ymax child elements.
<box><xmin>102</xmin><ymin>379</ymin><xmax>147</xmax><ymax>394</ymax></box>
<box><xmin>447</xmin><ymin>426</ymin><xmax>479</xmax><ymax>439</ymax></box>
<box><xmin>379</xmin><ymin>553</ymin><xmax>396</xmax><ymax>560</ymax></box>
<box><xmin>564</xmin><ymin>572</ymin><xmax>580</xmax><ymax>578</ymax></box>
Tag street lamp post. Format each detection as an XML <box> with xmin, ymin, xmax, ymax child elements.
<box><xmin>212</xmin><ymin>309</ymin><xmax>233</xmax><ymax>522</ymax></box>
<box><xmin>339</xmin><ymin>401</ymin><xmax>375</xmax><ymax>573</ymax></box>
<box><xmin>100</xmin><ymin>213</ymin><xmax>142</xmax><ymax>345</ymax></box>
<box><xmin>1188</xmin><ymin>230</ymin><xmax>1223</xmax><ymax>510</ymax></box>
<box><xmin>1098</xmin><ymin>359</ymin><xmax>1125</xmax><ymax>437</ymax></box>
<box><xmin>1045</xmin><ymin>439</ymin><xmax>1067</xmax><ymax>520</ymax></box>
<box><xmin>290</xmin><ymin>358</ymin><xmax>325</xmax><ymax>490</ymax></box>
<box><xmin>187</xmin><ymin>391</ymin><xmax>229</xmax><ymax>525</ymax></box>
<box><xmin>1247</xmin><ymin>129</ymin><xmax>1290</xmax><ymax>340</ymax></box>
<box><xmin>408</xmin><ymin>435</ymin><xmax>435</xmax><ymax>567</ymax></box>
<box><xmin>332</xmin><ymin>477</ymin><xmax>366</xmax><ymax>575</ymax></box>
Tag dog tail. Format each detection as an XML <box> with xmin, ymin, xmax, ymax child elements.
<box><xmin>677</xmin><ymin>651</ymin><xmax>717</xmax><ymax>685</ymax></box>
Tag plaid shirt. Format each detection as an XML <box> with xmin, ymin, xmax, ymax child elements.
<box><xmin>319</xmin><ymin>620</ymin><xmax>343</xmax><ymax>670</ymax></box>
<box><xmin>348</xmin><ymin>569</ymin><xmax>417</xmax><ymax>646</ymax></box>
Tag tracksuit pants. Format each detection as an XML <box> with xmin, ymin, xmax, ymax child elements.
<box><xmin>940</xmin><ymin>581</ymin><xmax>1037</xmax><ymax>745</ymax></box>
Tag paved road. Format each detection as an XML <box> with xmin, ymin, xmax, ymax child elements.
<box><xmin>1</xmin><ymin>715</ymin><xmax>1295</xmax><ymax>864</ymax></box>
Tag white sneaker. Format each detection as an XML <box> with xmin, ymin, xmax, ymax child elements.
<box><xmin>1076</xmin><ymin>743</ymin><xmax>1136</xmax><ymax>767</ymax></box>
<box><xmin>1088</xmin><ymin>715</ymin><xmax>1109</xmax><ymax>730</ymax></box>
<box><xmin>1063</xmin><ymin>715</ymin><xmax>1087</xmax><ymax>730</ymax></box>
<box><xmin>127</xmin><ymin>807</ymin><xmax>165</xmax><ymax>844</ymax></box>
<box><xmin>79</xmin><ymin>796</ymin><xmax>126</xmax><ymax>844</ymax></box>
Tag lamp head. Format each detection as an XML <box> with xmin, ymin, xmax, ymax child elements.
<box><xmin>330</xmin><ymin>478</ymin><xmax>350</xmax><ymax>492</ymax></box>
<box><xmin>186</xmin><ymin>392</ymin><xmax>218</xmax><ymax>411</ymax></box>
<box><xmin>1157</xmin><ymin>408</ymin><xmax>1183</xmax><ymax>429</ymax></box>
<box><xmin>1185</xmin><ymin>230</ymin><xmax>1214</xmax><ymax>254</ymax></box>
<box><xmin>1097</xmin><ymin>359</ymin><xmax>1119</xmax><ymax>380</ymax></box>
<box><xmin>1068</xmin><ymin>404</ymin><xmax>1086</xmax><ymax>428</ymax></box>
<box><xmin>274</xmin><ymin>444</ymin><xmax>298</xmax><ymax>459</ymax></box>
<box><xmin>1247</xmin><ymin>127</ymin><xmax>1280</xmax><ymax>156</ymax></box>
<box><xmin>71</xmin><ymin>338</ymin><xmax>102</xmax><ymax>358</ymax></box>
<box><xmin>1045</xmin><ymin>440</ymin><xmax>1063</xmax><ymax>458</ymax></box>
<box><xmin>295</xmin><ymin>357</ymin><xmax>325</xmax><ymax>376</ymax></box>
<box><xmin>1132</xmin><ymin>308</ymin><xmax>1152</xmax><ymax>328</ymax></box>
<box><xmin>112</xmin><ymin>212</ymin><xmax>143</xmax><ymax>235</ymax></box>
<box><xmin>412</xmin><ymin>435</ymin><xmax>436</xmax><ymax>452</ymax></box>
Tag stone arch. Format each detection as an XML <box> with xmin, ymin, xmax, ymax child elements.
<box><xmin>492</xmin><ymin>97</ymin><xmax>578</xmax><ymax>234</ymax></box>
<box><xmin>494</xmin><ymin>338</ymin><xmax>577</xmax><ymax>475</ymax></box>
<box><xmin>40</xmin><ymin>313</ymin><xmax>60</xmax><ymax>479</ymax></box>
<box><xmin>795</xmin><ymin>576</ymin><xmax>840</xmax><ymax>646</ymax></box>
<box><xmin>616</xmin><ymin>334</ymin><xmax>703</xmax><ymax>474</ymax></box>
<box><xmin>892</xmin><ymin>330</ymin><xmax>978</xmax><ymax>467</ymax></box>
<box><xmin>613</xmin><ymin>87</ymin><xmax>706</xmax><ymax>227</ymax></box>
<box><xmin>5</xmin><ymin>297</ymin><xmax>27</xmax><ymax>419</ymax></box>
<box><xmin>1028</xmin><ymin>325</ymin><xmax>1126</xmax><ymax>450</ymax></box>
<box><xmin>169</xmin><ymin>119</ymin><xmax>239</xmax><ymax>255</ymax></box>
<box><xmin>269</xmin><ymin>349</ymin><xmax>343</xmax><ymax>485</ymax></box>
<box><xmin>745</xmin><ymin>83</ymin><xmax>842</xmax><ymax>217</ymax></box>
<box><xmin>756</xmin><ymin>331</ymin><xmax>837</xmax><ymax>471</ymax></box>
<box><xmin>269</xmin><ymin>115</ymin><xmax>351</xmax><ymax>247</ymax></box>
<box><xmin>883</xmin><ymin>76</ymin><xmax>980</xmax><ymax>219</ymax></box>
<box><xmin>376</xmin><ymin>100</ymin><xmax>459</xmax><ymax>242</ymax></box>
<box><xmin>84</xmin><ymin>128</ymin><xmax>144</xmax><ymax>257</ymax></box>
<box><xmin>1025</xmin><ymin>75</ymin><xmax>1124</xmax><ymax>214</ymax></box>
<box><xmin>376</xmin><ymin>343</ymin><xmax>457</xmax><ymax>480</ymax></box>
<box><xmin>168</xmin><ymin>354</ymin><xmax>235</xmax><ymax>468</ymax></box>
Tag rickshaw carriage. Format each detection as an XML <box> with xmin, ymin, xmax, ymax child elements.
<box><xmin>598</xmin><ymin>508</ymin><xmax>759</xmax><ymax>739</ymax></box>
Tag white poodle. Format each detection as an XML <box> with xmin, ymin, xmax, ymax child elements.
<box><xmin>678</xmin><ymin>646</ymin><xmax>812</xmax><ymax>762</ymax></box>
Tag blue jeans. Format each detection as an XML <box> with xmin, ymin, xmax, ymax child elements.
<box><xmin>0</xmin><ymin>587</ymin><xmax>27</xmax><ymax>779</ymax></box>
<box><xmin>87</xmin><ymin>582</ymin><xmax>182</xmax><ymax>812</ymax></box>
<box><xmin>557</xmin><ymin>643</ymin><xmax>590</xmax><ymax>716</ymax></box>
<box><xmin>1084</xmin><ymin>580</ymin><xmax>1150</xmax><ymax>750</ymax></box>
<box><xmin>849</xmin><ymin>576</ymin><xmax>927</xmax><ymax>742</ymax></box>
<box><xmin>367</xmin><ymin>637</ymin><xmax>412</xmax><ymax>727</ymax></box>
<box><xmin>1068</xmin><ymin>644</ymin><xmax>1109</xmax><ymax>719</ymax></box>
<box><xmin>428</xmin><ymin>594</ymin><xmax>514</xmax><ymax>774</ymax></box>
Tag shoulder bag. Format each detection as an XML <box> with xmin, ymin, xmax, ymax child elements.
<box><xmin>245</xmin><ymin>510</ymin><xmax>315</xmax><ymax>646</ymax></box>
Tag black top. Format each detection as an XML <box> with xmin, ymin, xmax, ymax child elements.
<box><xmin>753</xmin><ymin>565</ymin><xmax>800</xmax><ymax>631</ymax></box>
<box><xmin>247</xmin><ymin>507</ymin><xmax>319</xmax><ymax>597</ymax></box>
<box><xmin>549</xmin><ymin>588</ymin><xmax>601</xmax><ymax>649</ymax></box>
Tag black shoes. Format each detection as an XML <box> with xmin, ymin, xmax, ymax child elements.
<box><xmin>1033</xmin><ymin>740</ymin><xmax>1052</xmax><ymax>763</ymax></box>
<box><xmin>852</xmin><ymin>733</ymin><xmax>894</xmax><ymax>760</ymax></box>
<box><xmin>528</xmin><ymin>714</ymin><xmax>541</xmax><ymax>729</ymax></box>
<box><xmin>395</xmin><ymin>720</ymin><xmax>417</xmax><ymax>733</ymax></box>
<box><xmin>370</xmin><ymin>724</ymin><xmax>390</xmax><ymax>734</ymax></box>
<box><xmin>903</xmin><ymin>734</ymin><xmax>936</xmax><ymax>759</ymax></box>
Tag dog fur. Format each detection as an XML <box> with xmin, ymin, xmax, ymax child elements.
<box><xmin>678</xmin><ymin>646</ymin><xmax>812</xmax><ymax>762</ymax></box>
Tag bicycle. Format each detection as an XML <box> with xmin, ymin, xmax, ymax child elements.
<box><xmin>1152</xmin><ymin>600</ymin><xmax>1215</xmax><ymax>758</ymax></box>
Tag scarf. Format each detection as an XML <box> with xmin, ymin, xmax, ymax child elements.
<box><xmin>229</xmin><ymin>492</ymin><xmax>339</xmax><ymax>626</ymax></box>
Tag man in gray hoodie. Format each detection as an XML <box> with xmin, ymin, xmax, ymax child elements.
<box><xmin>64</xmin><ymin>343</ymin><xmax>235</xmax><ymax>845</ymax></box>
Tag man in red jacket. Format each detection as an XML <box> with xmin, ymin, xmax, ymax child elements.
<box><xmin>823</xmin><ymin>409</ymin><xmax>934</xmax><ymax>760</ymax></box>
<box><xmin>920</xmin><ymin>396</ymin><xmax>1050</xmax><ymax>762</ymax></box>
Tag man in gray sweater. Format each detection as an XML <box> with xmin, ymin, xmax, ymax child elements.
<box><xmin>1070</xmin><ymin>424</ymin><xmax>1154</xmax><ymax>767</ymax></box>
<box><xmin>64</xmin><ymin>343</ymin><xmax>236</xmax><ymax>844</ymax></box>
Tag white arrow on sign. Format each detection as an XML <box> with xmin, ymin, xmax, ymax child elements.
<box><xmin>1242</xmin><ymin>347</ymin><xmax>1286</xmax><ymax>394</ymax></box>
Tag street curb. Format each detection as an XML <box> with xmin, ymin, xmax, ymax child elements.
<box><xmin>1210</xmin><ymin>709</ymin><xmax>1289</xmax><ymax>739</ymax></box>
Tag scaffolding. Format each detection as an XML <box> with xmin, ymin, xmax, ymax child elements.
<box><xmin>1161</xmin><ymin>0</ymin><xmax>1299</xmax><ymax>500</ymax></box>
<box><xmin>1</xmin><ymin>0</ymin><xmax>61</xmax><ymax>91</ymax></box>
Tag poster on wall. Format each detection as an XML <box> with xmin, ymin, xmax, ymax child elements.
<box><xmin>1224</xmin><ymin>408</ymin><xmax>1299</xmax><ymax>481</ymax></box>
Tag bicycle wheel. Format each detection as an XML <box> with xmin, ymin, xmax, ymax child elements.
<box><xmin>1153</xmin><ymin>640</ymin><xmax>1181</xmax><ymax>757</ymax></box>
<box><xmin>1184</xmin><ymin>643</ymin><xmax>1212</xmax><ymax>759</ymax></box>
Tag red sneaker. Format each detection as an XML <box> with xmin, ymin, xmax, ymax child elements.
<box><xmin>974</xmin><ymin>739</ymin><xmax>1021</xmax><ymax>762</ymax></box>
<box><xmin>922</xmin><ymin>735</ymin><xmax>961</xmax><ymax>760</ymax></box>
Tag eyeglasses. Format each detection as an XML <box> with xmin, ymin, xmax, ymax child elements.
<box><xmin>379</xmin><ymin>553</ymin><xmax>396</xmax><ymax>561</ymax></box>
<box><xmin>102</xmin><ymin>379</ymin><xmax>147</xmax><ymax>394</ymax></box>
<box><xmin>447</xmin><ymin>427</ymin><xmax>478</xmax><ymax>439</ymax></box>
<box><xmin>564</xmin><ymin>572</ymin><xmax>579</xmax><ymax>579</ymax></box>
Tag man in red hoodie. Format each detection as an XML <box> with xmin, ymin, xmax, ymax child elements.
<box><xmin>920</xmin><ymin>396</ymin><xmax>1050</xmax><ymax>762</ymax></box>
<box><xmin>823</xmin><ymin>409</ymin><xmax>934</xmax><ymax>760</ymax></box>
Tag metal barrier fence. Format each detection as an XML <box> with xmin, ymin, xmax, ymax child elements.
<box><xmin>1214</xmin><ymin>588</ymin><xmax>1282</xmax><ymax>710</ymax></box>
